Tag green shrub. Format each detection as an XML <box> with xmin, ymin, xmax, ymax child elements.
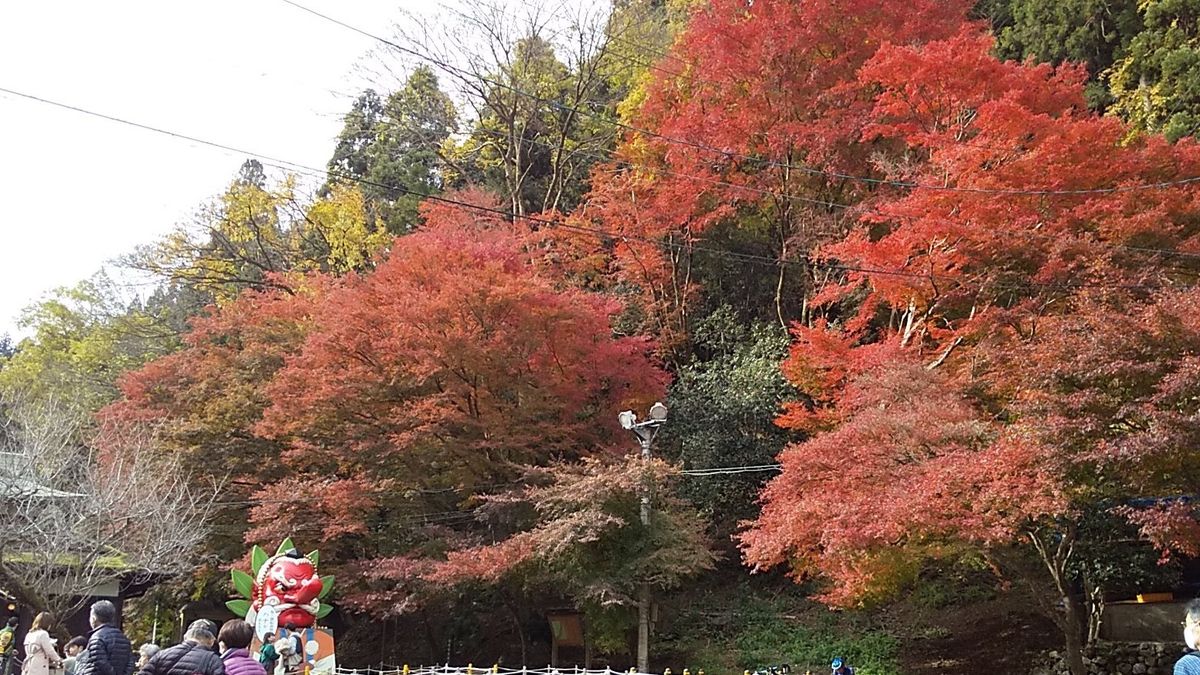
<box><xmin>730</xmin><ymin>605</ymin><xmax>900</xmax><ymax>675</ymax></box>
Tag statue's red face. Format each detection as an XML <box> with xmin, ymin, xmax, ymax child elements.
<box><xmin>255</xmin><ymin>556</ymin><xmax>324</xmax><ymax>629</ymax></box>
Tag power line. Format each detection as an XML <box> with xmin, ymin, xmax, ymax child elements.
<box><xmin>208</xmin><ymin>463</ymin><xmax>786</xmax><ymax>511</ymax></box>
<box><xmin>0</xmin><ymin>84</ymin><xmax>1179</xmax><ymax>294</ymax></box>
<box><xmin>459</xmin><ymin>115</ymin><xmax>1200</xmax><ymax>264</ymax></box>
<box><xmin>278</xmin><ymin>0</ymin><xmax>1200</xmax><ymax>198</ymax></box>
<box><xmin>279</xmin><ymin>0</ymin><xmax>1200</xmax><ymax>268</ymax></box>
<box><xmin>680</xmin><ymin>464</ymin><xmax>782</xmax><ymax>476</ymax></box>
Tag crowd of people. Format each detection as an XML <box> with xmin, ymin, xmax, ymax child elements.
<box><xmin>0</xmin><ymin>601</ymin><xmax>309</xmax><ymax>675</ymax></box>
<box><xmin>4</xmin><ymin>598</ymin><xmax>1200</xmax><ymax>675</ymax></box>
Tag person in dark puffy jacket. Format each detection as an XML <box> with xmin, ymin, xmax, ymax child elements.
<box><xmin>216</xmin><ymin>621</ymin><xmax>264</xmax><ymax>675</ymax></box>
<box><xmin>78</xmin><ymin>601</ymin><xmax>133</xmax><ymax>675</ymax></box>
<box><xmin>137</xmin><ymin>621</ymin><xmax>223</xmax><ymax>675</ymax></box>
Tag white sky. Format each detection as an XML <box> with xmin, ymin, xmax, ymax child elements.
<box><xmin>0</xmin><ymin>0</ymin><xmax>412</xmax><ymax>337</ymax></box>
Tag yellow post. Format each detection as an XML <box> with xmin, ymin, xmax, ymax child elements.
<box><xmin>468</xmin><ymin>665</ymin><xmax>474</xmax><ymax>675</ymax></box>
<box><xmin>493</xmin><ymin>667</ymin><xmax>499</xmax><ymax>675</ymax></box>
<box><xmin>404</xmin><ymin>667</ymin><xmax>410</xmax><ymax>675</ymax></box>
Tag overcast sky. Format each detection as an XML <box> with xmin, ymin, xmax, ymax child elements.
<box><xmin>0</xmin><ymin>0</ymin><xmax>416</xmax><ymax>337</ymax></box>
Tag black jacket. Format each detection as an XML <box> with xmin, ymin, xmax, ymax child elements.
<box><xmin>137</xmin><ymin>641</ymin><xmax>224</xmax><ymax>675</ymax></box>
<box><xmin>79</xmin><ymin>625</ymin><xmax>133</xmax><ymax>675</ymax></box>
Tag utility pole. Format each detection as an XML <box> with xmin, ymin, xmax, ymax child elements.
<box><xmin>619</xmin><ymin>402</ymin><xmax>668</xmax><ymax>675</ymax></box>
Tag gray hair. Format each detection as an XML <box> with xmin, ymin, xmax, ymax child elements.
<box><xmin>90</xmin><ymin>600</ymin><xmax>117</xmax><ymax>626</ymax></box>
<box><xmin>1187</xmin><ymin>599</ymin><xmax>1200</xmax><ymax>626</ymax></box>
<box><xmin>138</xmin><ymin>644</ymin><xmax>160</xmax><ymax>659</ymax></box>
<box><xmin>184</xmin><ymin>619</ymin><xmax>216</xmax><ymax>643</ymax></box>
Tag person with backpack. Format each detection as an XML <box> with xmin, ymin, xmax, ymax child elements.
<box><xmin>269</xmin><ymin>628</ymin><xmax>302</xmax><ymax>675</ymax></box>
<box><xmin>254</xmin><ymin>635</ymin><xmax>275</xmax><ymax>675</ymax></box>
<box><xmin>1178</xmin><ymin>601</ymin><xmax>1200</xmax><ymax>675</ymax></box>
<box><xmin>0</xmin><ymin>617</ymin><xmax>20</xmax><ymax>675</ymax></box>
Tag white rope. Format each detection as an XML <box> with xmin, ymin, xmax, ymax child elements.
<box><xmin>335</xmin><ymin>667</ymin><xmax>668</xmax><ymax>675</ymax></box>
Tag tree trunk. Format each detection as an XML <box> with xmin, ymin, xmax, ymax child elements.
<box><xmin>501</xmin><ymin>591</ymin><xmax>527</xmax><ymax>666</ymax></box>
<box><xmin>637</xmin><ymin>582</ymin><xmax>650</xmax><ymax>674</ymax></box>
<box><xmin>0</xmin><ymin>562</ymin><xmax>50</xmax><ymax>615</ymax></box>
<box><xmin>1085</xmin><ymin>578</ymin><xmax>1105</xmax><ymax>645</ymax></box>
<box><xmin>420</xmin><ymin>608</ymin><xmax>440</xmax><ymax>663</ymax></box>
<box><xmin>774</xmin><ymin>245</ymin><xmax>787</xmax><ymax>329</ymax></box>
<box><xmin>1062</xmin><ymin>594</ymin><xmax>1088</xmax><ymax>675</ymax></box>
<box><xmin>1029</xmin><ymin>526</ymin><xmax>1087</xmax><ymax>675</ymax></box>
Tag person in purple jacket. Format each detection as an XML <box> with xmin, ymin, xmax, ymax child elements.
<box><xmin>216</xmin><ymin>622</ymin><xmax>264</xmax><ymax>675</ymax></box>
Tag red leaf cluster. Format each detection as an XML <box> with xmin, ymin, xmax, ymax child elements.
<box><xmin>743</xmin><ymin>329</ymin><xmax>1064</xmax><ymax>605</ymax></box>
<box><xmin>569</xmin><ymin>0</ymin><xmax>974</xmax><ymax>347</ymax></box>
<box><xmin>741</xmin><ymin>22</ymin><xmax>1200</xmax><ymax>605</ymax></box>
<box><xmin>101</xmin><ymin>193</ymin><xmax>669</xmax><ymax>613</ymax></box>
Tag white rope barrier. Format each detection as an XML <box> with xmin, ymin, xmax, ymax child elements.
<box><xmin>335</xmin><ymin>666</ymin><xmax>668</xmax><ymax>675</ymax></box>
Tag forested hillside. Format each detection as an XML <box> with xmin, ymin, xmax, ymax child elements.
<box><xmin>976</xmin><ymin>0</ymin><xmax>1200</xmax><ymax>140</ymax></box>
<box><xmin>4</xmin><ymin>2</ymin><xmax>1200</xmax><ymax>674</ymax></box>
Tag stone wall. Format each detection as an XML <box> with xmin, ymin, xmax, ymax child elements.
<box><xmin>1102</xmin><ymin>602</ymin><xmax>1189</xmax><ymax>642</ymax></box>
<box><xmin>1037</xmin><ymin>642</ymin><xmax>1188</xmax><ymax>675</ymax></box>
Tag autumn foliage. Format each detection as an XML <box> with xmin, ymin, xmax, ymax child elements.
<box><xmin>103</xmin><ymin>193</ymin><xmax>668</xmax><ymax>606</ymax></box>
<box><xmin>732</xmin><ymin>16</ymin><xmax>1200</xmax><ymax>671</ymax></box>
<box><xmin>574</xmin><ymin>0</ymin><xmax>975</xmax><ymax>343</ymax></box>
<box><xmin>257</xmin><ymin>198</ymin><xmax>665</xmax><ymax>479</ymax></box>
<box><xmin>428</xmin><ymin>458</ymin><xmax>714</xmax><ymax>605</ymax></box>
<box><xmin>742</xmin><ymin>329</ymin><xmax>1063</xmax><ymax>605</ymax></box>
<box><xmin>78</xmin><ymin>0</ymin><xmax>1200</xmax><ymax>668</ymax></box>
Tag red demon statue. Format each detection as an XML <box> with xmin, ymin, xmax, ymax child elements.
<box><xmin>249</xmin><ymin>549</ymin><xmax>324</xmax><ymax>632</ymax></box>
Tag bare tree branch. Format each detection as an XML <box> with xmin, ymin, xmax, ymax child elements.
<box><xmin>0</xmin><ymin>393</ymin><xmax>220</xmax><ymax>618</ymax></box>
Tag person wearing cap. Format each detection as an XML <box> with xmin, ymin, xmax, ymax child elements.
<box><xmin>830</xmin><ymin>658</ymin><xmax>852</xmax><ymax>675</ymax></box>
<box><xmin>137</xmin><ymin>620</ymin><xmax>224</xmax><ymax>675</ymax></box>
<box><xmin>62</xmin><ymin>637</ymin><xmax>88</xmax><ymax>675</ymax></box>
<box><xmin>0</xmin><ymin>617</ymin><xmax>18</xmax><ymax>675</ymax></box>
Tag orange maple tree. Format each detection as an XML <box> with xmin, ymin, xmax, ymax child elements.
<box><xmin>104</xmin><ymin>192</ymin><xmax>668</xmax><ymax>617</ymax></box>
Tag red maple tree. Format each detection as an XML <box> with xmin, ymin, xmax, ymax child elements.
<box><xmin>103</xmin><ymin>191</ymin><xmax>669</xmax><ymax>616</ymax></box>
<box><xmin>741</xmin><ymin>25</ymin><xmax>1200</xmax><ymax>675</ymax></box>
<box><xmin>571</xmin><ymin>0</ymin><xmax>975</xmax><ymax>346</ymax></box>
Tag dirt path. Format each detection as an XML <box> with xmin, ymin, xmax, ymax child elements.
<box><xmin>899</xmin><ymin>606</ymin><xmax>1059</xmax><ymax>675</ymax></box>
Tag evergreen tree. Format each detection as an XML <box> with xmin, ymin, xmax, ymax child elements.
<box><xmin>326</xmin><ymin>69</ymin><xmax>457</xmax><ymax>233</ymax></box>
<box><xmin>976</xmin><ymin>0</ymin><xmax>1142</xmax><ymax>110</ymax></box>
<box><xmin>367</xmin><ymin>66</ymin><xmax>458</xmax><ymax>231</ymax></box>
<box><xmin>1109</xmin><ymin>0</ymin><xmax>1200</xmax><ymax>141</ymax></box>
<box><xmin>327</xmin><ymin>89</ymin><xmax>385</xmax><ymax>184</ymax></box>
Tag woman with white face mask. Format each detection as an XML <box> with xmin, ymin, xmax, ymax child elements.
<box><xmin>1177</xmin><ymin>601</ymin><xmax>1200</xmax><ymax>675</ymax></box>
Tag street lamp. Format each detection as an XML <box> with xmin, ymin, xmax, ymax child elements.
<box><xmin>618</xmin><ymin>402</ymin><xmax>668</xmax><ymax>674</ymax></box>
<box><xmin>648</xmin><ymin>402</ymin><xmax>667</xmax><ymax>421</ymax></box>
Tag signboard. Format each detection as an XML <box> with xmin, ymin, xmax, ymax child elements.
<box><xmin>547</xmin><ymin>613</ymin><xmax>584</xmax><ymax>648</ymax></box>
